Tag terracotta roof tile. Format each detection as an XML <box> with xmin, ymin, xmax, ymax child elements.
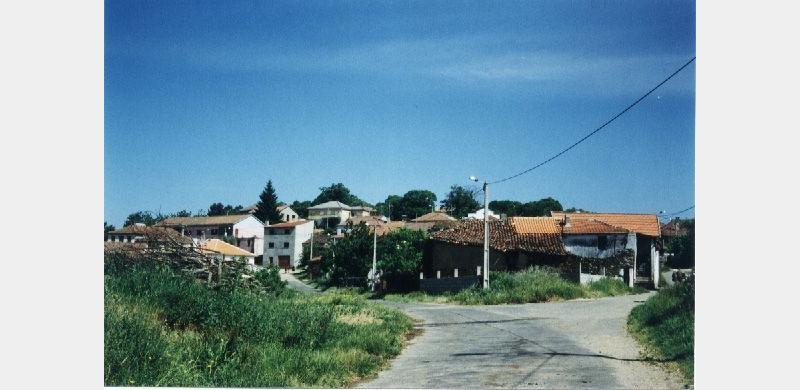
<box><xmin>158</xmin><ymin>214</ymin><xmax>257</xmax><ymax>227</ymax></box>
<box><xmin>268</xmin><ymin>220</ymin><xmax>313</xmax><ymax>228</ymax></box>
<box><xmin>430</xmin><ymin>219</ymin><xmax>568</xmax><ymax>256</ymax></box>
<box><xmin>562</xmin><ymin>219</ymin><xmax>630</xmax><ymax>235</ymax></box>
<box><xmin>411</xmin><ymin>211</ymin><xmax>457</xmax><ymax>222</ymax></box>
<box><xmin>509</xmin><ymin>217</ymin><xmax>561</xmax><ymax>234</ymax></box>
<box><xmin>551</xmin><ymin>212</ymin><xmax>661</xmax><ymax>237</ymax></box>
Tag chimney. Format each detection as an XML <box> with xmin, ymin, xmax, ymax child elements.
<box><xmin>564</xmin><ymin>216</ymin><xmax>571</xmax><ymax>228</ymax></box>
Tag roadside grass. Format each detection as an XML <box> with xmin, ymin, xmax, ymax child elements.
<box><xmin>627</xmin><ymin>276</ymin><xmax>694</xmax><ymax>382</ymax></box>
<box><xmin>105</xmin><ymin>262</ymin><xmax>414</xmax><ymax>387</ymax></box>
<box><xmin>384</xmin><ymin>267</ymin><xmax>646</xmax><ymax>305</ymax></box>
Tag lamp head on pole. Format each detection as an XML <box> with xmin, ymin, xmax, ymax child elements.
<box><xmin>469</xmin><ymin>175</ymin><xmax>478</xmax><ymax>182</ymax></box>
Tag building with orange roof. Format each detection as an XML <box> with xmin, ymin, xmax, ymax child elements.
<box><xmin>551</xmin><ymin>212</ymin><xmax>662</xmax><ymax>287</ymax></box>
<box><xmin>264</xmin><ymin>219</ymin><xmax>314</xmax><ymax>269</ymax></box>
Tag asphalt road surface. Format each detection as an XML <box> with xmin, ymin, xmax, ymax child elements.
<box><xmin>360</xmin><ymin>295</ymin><xmax>685</xmax><ymax>389</ymax></box>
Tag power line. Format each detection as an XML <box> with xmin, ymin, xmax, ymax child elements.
<box><xmin>489</xmin><ymin>56</ymin><xmax>696</xmax><ymax>185</ymax></box>
<box><xmin>661</xmin><ymin>205</ymin><xmax>694</xmax><ymax>218</ymax></box>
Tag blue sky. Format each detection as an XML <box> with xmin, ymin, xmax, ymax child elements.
<box><xmin>105</xmin><ymin>0</ymin><xmax>695</xmax><ymax>227</ymax></box>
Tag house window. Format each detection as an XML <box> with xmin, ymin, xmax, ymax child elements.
<box><xmin>255</xmin><ymin>256</ymin><xmax>263</xmax><ymax>266</ymax></box>
<box><xmin>269</xmin><ymin>229</ymin><xmax>276</xmax><ymax>235</ymax></box>
<box><xmin>211</xmin><ymin>228</ymin><xmax>218</xmax><ymax>235</ymax></box>
<box><xmin>598</xmin><ymin>236</ymin><xmax>608</xmax><ymax>250</ymax></box>
<box><xmin>268</xmin><ymin>242</ymin><xmax>275</xmax><ymax>248</ymax></box>
<box><xmin>196</xmin><ymin>230</ymin><xmax>202</xmax><ymax>236</ymax></box>
<box><xmin>234</xmin><ymin>228</ymin><xmax>239</xmax><ymax>236</ymax></box>
<box><xmin>284</xmin><ymin>229</ymin><xmax>291</xmax><ymax>235</ymax></box>
<box><xmin>283</xmin><ymin>242</ymin><xmax>290</xmax><ymax>248</ymax></box>
<box><xmin>269</xmin><ymin>256</ymin><xmax>274</xmax><ymax>265</ymax></box>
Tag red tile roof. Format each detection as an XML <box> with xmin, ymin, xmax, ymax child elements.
<box><xmin>551</xmin><ymin>212</ymin><xmax>661</xmax><ymax>237</ymax></box>
<box><xmin>509</xmin><ymin>217</ymin><xmax>561</xmax><ymax>234</ymax></box>
<box><xmin>562</xmin><ymin>219</ymin><xmax>630</xmax><ymax>235</ymax></box>
<box><xmin>430</xmin><ymin>219</ymin><xmax>568</xmax><ymax>256</ymax></box>
<box><xmin>268</xmin><ymin>220</ymin><xmax>313</xmax><ymax>228</ymax></box>
<box><xmin>412</xmin><ymin>211</ymin><xmax>457</xmax><ymax>222</ymax></box>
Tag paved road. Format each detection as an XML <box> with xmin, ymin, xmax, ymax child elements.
<box><xmin>360</xmin><ymin>295</ymin><xmax>685</xmax><ymax>389</ymax></box>
<box><xmin>279</xmin><ymin>271</ymin><xmax>320</xmax><ymax>294</ymax></box>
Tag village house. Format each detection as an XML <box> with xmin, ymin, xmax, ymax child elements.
<box><xmin>336</xmin><ymin>215</ymin><xmax>406</xmax><ymax>236</ymax></box>
<box><xmin>404</xmin><ymin>210</ymin><xmax>457</xmax><ymax>232</ymax></box>
<box><xmin>242</xmin><ymin>204</ymin><xmax>300</xmax><ymax>222</ymax></box>
<box><xmin>551</xmin><ymin>212</ymin><xmax>662</xmax><ymax>287</ymax></box>
<box><xmin>348</xmin><ymin>205</ymin><xmax>375</xmax><ymax>217</ymax></box>
<box><xmin>425</xmin><ymin>218</ymin><xmax>571</xmax><ymax>279</ymax></box>
<box><xmin>264</xmin><ymin>219</ymin><xmax>314</xmax><ymax>269</ymax></box>
<box><xmin>306</xmin><ymin>201</ymin><xmax>352</xmax><ymax>228</ymax></box>
<box><xmin>156</xmin><ymin>214</ymin><xmax>265</xmax><ymax>257</ymax></box>
<box><xmin>425</xmin><ymin>213</ymin><xmax>662</xmax><ymax>288</ymax></box>
<box><xmin>106</xmin><ymin>223</ymin><xmax>194</xmax><ymax>246</ymax></box>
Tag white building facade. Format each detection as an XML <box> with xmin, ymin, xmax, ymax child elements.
<box><xmin>264</xmin><ymin>220</ymin><xmax>314</xmax><ymax>269</ymax></box>
<box><xmin>157</xmin><ymin>214</ymin><xmax>266</xmax><ymax>257</ymax></box>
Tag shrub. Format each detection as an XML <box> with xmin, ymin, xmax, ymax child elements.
<box><xmin>104</xmin><ymin>260</ymin><xmax>413</xmax><ymax>387</ymax></box>
<box><xmin>628</xmin><ymin>275</ymin><xmax>694</xmax><ymax>381</ymax></box>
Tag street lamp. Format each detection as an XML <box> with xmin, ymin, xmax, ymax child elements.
<box><xmin>470</xmin><ymin>175</ymin><xmax>489</xmax><ymax>289</ymax></box>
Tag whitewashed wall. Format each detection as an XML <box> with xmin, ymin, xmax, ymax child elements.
<box><xmin>233</xmin><ymin>216</ymin><xmax>265</xmax><ymax>256</ymax></box>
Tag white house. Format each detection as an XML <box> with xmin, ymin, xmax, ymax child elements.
<box><xmin>157</xmin><ymin>214</ymin><xmax>266</xmax><ymax>257</ymax></box>
<box><xmin>264</xmin><ymin>220</ymin><xmax>314</xmax><ymax>269</ymax></box>
<box><xmin>307</xmin><ymin>201</ymin><xmax>352</xmax><ymax>228</ymax></box>
<box><xmin>277</xmin><ymin>205</ymin><xmax>300</xmax><ymax>222</ymax></box>
<box><xmin>466</xmin><ymin>207</ymin><xmax>499</xmax><ymax>220</ymax></box>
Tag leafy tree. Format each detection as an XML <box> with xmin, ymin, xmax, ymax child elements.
<box><xmin>124</xmin><ymin>211</ymin><xmax>159</xmax><ymax>226</ymax></box>
<box><xmin>254</xmin><ymin>180</ymin><xmax>282</xmax><ymax>225</ymax></box>
<box><xmin>312</xmin><ymin>183</ymin><xmax>372</xmax><ymax>207</ymax></box>
<box><xmin>319</xmin><ymin>222</ymin><xmax>373</xmax><ymax>286</ymax></box>
<box><xmin>104</xmin><ymin>222</ymin><xmax>116</xmax><ymax>236</ymax></box>
<box><xmin>564</xmin><ymin>207</ymin><xmax>591</xmax><ymax>213</ymax></box>
<box><xmin>173</xmin><ymin>209</ymin><xmax>193</xmax><ymax>217</ymax></box>
<box><xmin>441</xmin><ymin>185</ymin><xmax>480</xmax><ymax>218</ymax></box>
<box><xmin>376</xmin><ymin>195</ymin><xmax>403</xmax><ymax>220</ymax></box>
<box><xmin>666</xmin><ymin>219</ymin><xmax>695</xmax><ymax>268</ymax></box>
<box><xmin>207</xmin><ymin>202</ymin><xmax>226</xmax><ymax>216</ymax></box>
<box><xmin>208</xmin><ymin>203</ymin><xmax>243</xmax><ymax>216</ymax></box>
<box><xmin>290</xmin><ymin>200</ymin><xmax>312</xmax><ymax>218</ymax></box>
<box><xmin>489</xmin><ymin>200</ymin><xmax>523</xmax><ymax>217</ymax></box>
<box><xmin>397</xmin><ymin>190</ymin><xmax>437</xmax><ymax>220</ymax></box>
<box><xmin>378</xmin><ymin>228</ymin><xmax>427</xmax><ymax>273</ymax></box>
<box><xmin>517</xmin><ymin>197</ymin><xmax>563</xmax><ymax>217</ymax></box>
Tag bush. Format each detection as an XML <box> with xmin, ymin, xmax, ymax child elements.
<box><xmin>628</xmin><ymin>275</ymin><xmax>694</xmax><ymax>381</ymax></box>
<box><xmin>105</xmin><ymin>259</ymin><xmax>414</xmax><ymax>387</ymax></box>
<box><xmin>384</xmin><ymin>267</ymin><xmax>644</xmax><ymax>305</ymax></box>
<box><xmin>253</xmin><ymin>266</ymin><xmax>288</xmax><ymax>296</ymax></box>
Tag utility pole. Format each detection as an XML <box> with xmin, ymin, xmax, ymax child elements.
<box><xmin>470</xmin><ymin>175</ymin><xmax>490</xmax><ymax>289</ymax></box>
<box><xmin>482</xmin><ymin>181</ymin><xmax>489</xmax><ymax>289</ymax></box>
<box><xmin>372</xmin><ymin>225</ymin><xmax>377</xmax><ymax>291</ymax></box>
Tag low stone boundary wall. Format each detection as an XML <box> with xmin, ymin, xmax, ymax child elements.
<box><xmin>420</xmin><ymin>275</ymin><xmax>480</xmax><ymax>294</ymax></box>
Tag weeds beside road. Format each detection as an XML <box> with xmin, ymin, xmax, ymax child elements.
<box><xmin>383</xmin><ymin>267</ymin><xmax>645</xmax><ymax>305</ymax></box>
<box><xmin>628</xmin><ymin>275</ymin><xmax>695</xmax><ymax>382</ymax></box>
<box><xmin>104</xmin><ymin>260</ymin><xmax>414</xmax><ymax>387</ymax></box>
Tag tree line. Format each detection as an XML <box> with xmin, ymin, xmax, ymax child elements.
<box><xmin>109</xmin><ymin>180</ymin><xmax>584</xmax><ymax>230</ymax></box>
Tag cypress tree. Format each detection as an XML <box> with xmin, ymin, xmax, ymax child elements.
<box><xmin>254</xmin><ymin>180</ymin><xmax>282</xmax><ymax>225</ymax></box>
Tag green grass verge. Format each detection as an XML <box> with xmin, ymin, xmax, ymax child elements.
<box><xmin>627</xmin><ymin>277</ymin><xmax>694</xmax><ymax>382</ymax></box>
<box><xmin>383</xmin><ymin>267</ymin><xmax>646</xmax><ymax>305</ymax></box>
<box><xmin>105</xmin><ymin>263</ymin><xmax>414</xmax><ymax>387</ymax></box>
